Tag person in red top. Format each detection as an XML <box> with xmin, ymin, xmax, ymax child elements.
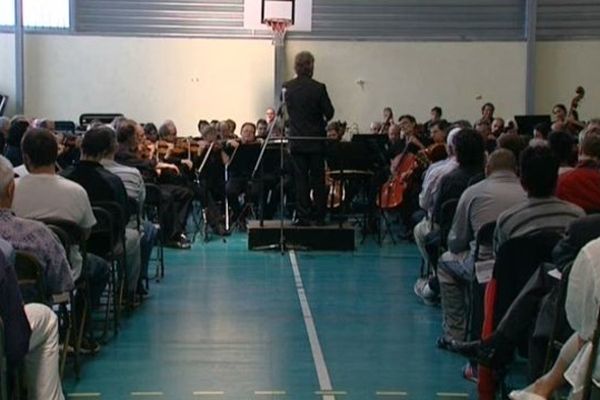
<box><xmin>556</xmin><ymin>132</ymin><xmax>600</xmax><ymax>213</ymax></box>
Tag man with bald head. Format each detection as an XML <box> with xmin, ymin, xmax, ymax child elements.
<box><xmin>436</xmin><ymin>149</ymin><xmax>528</xmax><ymax>346</ymax></box>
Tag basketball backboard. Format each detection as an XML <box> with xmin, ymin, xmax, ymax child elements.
<box><xmin>244</xmin><ymin>0</ymin><xmax>312</xmax><ymax>32</ymax></box>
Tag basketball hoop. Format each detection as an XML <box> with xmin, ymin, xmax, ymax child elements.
<box><xmin>265</xmin><ymin>18</ymin><xmax>291</xmax><ymax>46</ymax></box>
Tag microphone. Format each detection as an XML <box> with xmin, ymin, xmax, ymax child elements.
<box><xmin>278</xmin><ymin>87</ymin><xmax>288</xmax><ymax>118</ymax></box>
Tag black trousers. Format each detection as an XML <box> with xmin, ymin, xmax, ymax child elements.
<box><xmin>159</xmin><ymin>184</ymin><xmax>194</xmax><ymax>240</ymax></box>
<box><xmin>292</xmin><ymin>152</ymin><xmax>326</xmax><ymax>221</ymax></box>
<box><xmin>226</xmin><ymin>177</ymin><xmax>260</xmax><ymax>219</ymax></box>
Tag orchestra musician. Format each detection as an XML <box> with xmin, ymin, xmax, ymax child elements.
<box><xmin>224</xmin><ymin>122</ymin><xmax>261</xmax><ymax>226</ymax></box>
<box><xmin>115</xmin><ymin>120</ymin><xmax>194</xmax><ymax>248</ymax></box>
<box><xmin>283</xmin><ymin>51</ymin><xmax>335</xmax><ymax>226</ymax></box>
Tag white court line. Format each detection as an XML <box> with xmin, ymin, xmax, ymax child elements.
<box><xmin>67</xmin><ymin>394</ymin><xmax>101</xmax><ymax>398</ymax></box>
<box><xmin>193</xmin><ymin>391</ymin><xmax>225</xmax><ymax>396</ymax></box>
<box><xmin>289</xmin><ymin>250</ymin><xmax>336</xmax><ymax>400</ymax></box>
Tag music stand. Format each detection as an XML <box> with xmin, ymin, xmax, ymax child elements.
<box><xmin>351</xmin><ymin>134</ymin><xmax>395</xmax><ymax>245</ymax></box>
<box><xmin>325</xmin><ymin>141</ymin><xmax>375</xmax><ymax>228</ymax></box>
<box><xmin>514</xmin><ymin>115</ymin><xmax>551</xmax><ymax>136</ymax></box>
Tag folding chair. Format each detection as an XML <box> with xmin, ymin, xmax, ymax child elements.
<box><xmin>466</xmin><ymin>221</ymin><xmax>497</xmax><ymax>343</ymax></box>
<box><xmin>0</xmin><ymin>94</ymin><xmax>7</xmax><ymax>116</ymax></box>
<box><xmin>0</xmin><ymin>316</ymin><xmax>6</xmax><ymax>400</ymax></box>
<box><xmin>41</xmin><ymin>219</ymin><xmax>89</xmax><ymax>379</ymax></box>
<box><xmin>143</xmin><ymin>183</ymin><xmax>165</xmax><ymax>281</ymax></box>
<box><xmin>14</xmin><ymin>251</ymin><xmax>47</xmax><ymax>305</ymax></box>
<box><xmin>87</xmin><ymin>206</ymin><xmax>123</xmax><ymax>340</ymax></box>
<box><xmin>478</xmin><ymin>230</ymin><xmax>563</xmax><ymax>400</ymax></box>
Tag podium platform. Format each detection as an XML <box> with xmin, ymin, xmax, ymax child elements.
<box><xmin>247</xmin><ymin>220</ymin><xmax>355</xmax><ymax>251</ymax></box>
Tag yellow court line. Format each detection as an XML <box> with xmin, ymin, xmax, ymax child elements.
<box><xmin>193</xmin><ymin>391</ymin><xmax>225</xmax><ymax>396</ymax></box>
<box><xmin>376</xmin><ymin>391</ymin><xmax>408</xmax><ymax>396</ymax></box>
<box><xmin>254</xmin><ymin>390</ymin><xmax>287</xmax><ymax>395</ymax></box>
<box><xmin>67</xmin><ymin>394</ymin><xmax>101</xmax><ymax>398</ymax></box>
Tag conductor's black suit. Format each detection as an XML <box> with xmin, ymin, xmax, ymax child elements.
<box><xmin>283</xmin><ymin>75</ymin><xmax>334</xmax><ymax>223</ymax></box>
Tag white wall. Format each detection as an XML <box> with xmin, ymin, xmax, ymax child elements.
<box><xmin>536</xmin><ymin>41</ymin><xmax>600</xmax><ymax>119</ymax></box>
<box><xmin>1</xmin><ymin>34</ymin><xmax>600</xmax><ymax>132</ymax></box>
<box><xmin>285</xmin><ymin>41</ymin><xmax>527</xmax><ymax>131</ymax></box>
<box><xmin>1</xmin><ymin>34</ymin><xmax>275</xmax><ymax>134</ymax></box>
<box><xmin>0</xmin><ymin>34</ymin><xmax>16</xmax><ymax>116</ymax></box>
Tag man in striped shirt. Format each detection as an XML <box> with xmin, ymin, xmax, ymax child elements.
<box><xmin>494</xmin><ymin>145</ymin><xmax>585</xmax><ymax>254</ymax></box>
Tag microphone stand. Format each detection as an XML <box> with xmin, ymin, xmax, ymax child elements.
<box><xmin>251</xmin><ymin>113</ymin><xmax>288</xmax><ymax>253</ymax></box>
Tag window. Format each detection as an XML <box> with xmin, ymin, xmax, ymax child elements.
<box><xmin>0</xmin><ymin>0</ymin><xmax>70</xmax><ymax>28</ymax></box>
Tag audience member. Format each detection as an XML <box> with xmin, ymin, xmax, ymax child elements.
<box><xmin>61</xmin><ymin>126</ymin><xmax>142</xmax><ymax>297</ymax></box>
<box><xmin>556</xmin><ymin>133</ymin><xmax>600</xmax><ymax>213</ymax></box>
<box><xmin>494</xmin><ymin>145</ymin><xmax>585</xmax><ymax>253</ymax></box>
<box><xmin>548</xmin><ymin>130</ymin><xmax>576</xmax><ymax>175</ymax></box>
<box><xmin>0</xmin><ymin>242</ymin><xmax>65</xmax><ymax>400</ymax></box>
<box><xmin>0</xmin><ymin>155</ymin><xmax>74</xmax><ymax>298</ymax></box>
<box><xmin>435</xmin><ymin>149</ymin><xmax>527</xmax><ymax>346</ymax></box>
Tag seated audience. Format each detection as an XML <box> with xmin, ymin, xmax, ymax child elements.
<box><xmin>0</xmin><ymin>155</ymin><xmax>74</xmax><ymax>298</ymax></box>
<box><xmin>556</xmin><ymin>133</ymin><xmax>600</xmax><ymax>213</ymax></box>
<box><xmin>0</xmin><ymin>116</ymin><xmax>9</xmax><ymax>153</ymax></box>
<box><xmin>0</xmin><ymin>238</ymin><xmax>65</xmax><ymax>400</ymax></box>
<box><xmin>436</xmin><ymin>149</ymin><xmax>527</xmax><ymax>347</ymax></box>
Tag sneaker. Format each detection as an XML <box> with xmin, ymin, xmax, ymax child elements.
<box><xmin>508</xmin><ymin>390</ymin><xmax>546</xmax><ymax>400</ymax></box>
<box><xmin>78</xmin><ymin>337</ymin><xmax>101</xmax><ymax>355</ymax></box>
<box><xmin>462</xmin><ymin>362</ymin><xmax>478</xmax><ymax>383</ymax></box>
<box><xmin>413</xmin><ymin>278</ymin><xmax>439</xmax><ymax>306</ymax></box>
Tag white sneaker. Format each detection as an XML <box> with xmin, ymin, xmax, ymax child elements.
<box><xmin>509</xmin><ymin>390</ymin><xmax>546</xmax><ymax>400</ymax></box>
<box><xmin>413</xmin><ymin>278</ymin><xmax>439</xmax><ymax>306</ymax></box>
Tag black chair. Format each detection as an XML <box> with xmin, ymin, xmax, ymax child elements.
<box><xmin>144</xmin><ymin>183</ymin><xmax>165</xmax><ymax>282</ymax></box>
<box><xmin>465</xmin><ymin>221</ymin><xmax>497</xmax><ymax>343</ymax></box>
<box><xmin>0</xmin><ymin>316</ymin><xmax>6</xmax><ymax>400</ymax></box>
<box><xmin>40</xmin><ymin>219</ymin><xmax>89</xmax><ymax>379</ymax></box>
<box><xmin>423</xmin><ymin>198</ymin><xmax>459</xmax><ymax>277</ymax></box>
<box><xmin>479</xmin><ymin>230</ymin><xmax>563</xmax><ymax>398</ymax></box>
<box><xmin>88</xmin><ymin>206</ymin><xmax>122</xmax><ymax>340</ymax></box>
<box><xmin>0</xmin><ymin>95</ymin><xmax>7</xmax><ymax>116</ymax></box>
<box><xmin>14</xmin><ymin>251</ymin><xmax>47</xmax><ymax>305</ymax></box>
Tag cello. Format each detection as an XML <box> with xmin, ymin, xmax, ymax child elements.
<box><xmin>377</xmin><ymin>145</ymin><xmax>418</xmax><ymax>210</ymax></box>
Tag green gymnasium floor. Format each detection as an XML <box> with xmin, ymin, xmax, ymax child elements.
<box><xmin>63</xmin><ymin>233</ymin><xmax>477</xmax><ymax>400</ymax></box>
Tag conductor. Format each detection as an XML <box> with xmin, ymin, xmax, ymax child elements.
<box><xmin>283</xmin><ymin>51</ymin><xmax>335</xmax><ymax>226</ymax></box>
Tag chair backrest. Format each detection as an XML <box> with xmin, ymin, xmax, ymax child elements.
<box><xmin>0</xmin><ymin>95</ymin><xmax>7</xmax><ymax>116</ymax></box>
<box><xmin>439</xmin><ymin>198</ymin><xmax>459</xmax><ymax>248</ymax></box>
<box><xmin>88</xmin><ymin>206</ymin><xmax>116</xmax><ymax>259</ymax></box>
<box><xmin>475</xmin><ymin>221</ymin><xmax>497</xmax><ymax>261</ymax></box>
<box><xmin>92</xmin><ymin>201</ymin><xmax>126</xmax><ymax>238</ymax></box>
<box><xmin>492</xmin><ymin>230</ymin><xmax>563</xmax><ymax>325</ymax></box>
<box><xmin>38</xmin><ymin>219</ymin><xmax>86</xmax><ymax>265</ymax></box>
<box><xmin>0</xmin><ymin>315</ymin><xmax>7</xmax><ymax>400</ymax></box>
<box><xmin>143</xmin><ymin>183</ymin><xmax>162</xmax><ymax>222</ymax></box>
<box><xmin>14</xmin><ymin>251</ymin><xmax>47</xmax><ymax>304</ymax></box>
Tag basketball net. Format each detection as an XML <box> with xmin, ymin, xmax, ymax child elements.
<box><xmin>265</xmin><ymin>18</ymin><xmax>291</xmax><ymax>47</ymax></box>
